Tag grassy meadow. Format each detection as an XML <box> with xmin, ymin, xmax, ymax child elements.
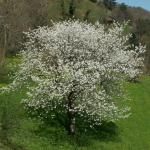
<box><xmin>0</xmin><ymin>58</ymin><xmax>150</xmax><ymax>150</ymax></box>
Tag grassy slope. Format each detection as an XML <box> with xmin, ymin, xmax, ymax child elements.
<box><xmin>97</xmin><ymin>76</ymin><xmax>150</xmax><ymax>150</ymax></box>
<box><xmin>120</xmin><ymin>77</ymin><xmax>150</xmax><ymax>150</ymax></box>
<box><xmin>0</xmin><ymin>59</ymin><xmax>150</xmax><ymax>150</ymax></box>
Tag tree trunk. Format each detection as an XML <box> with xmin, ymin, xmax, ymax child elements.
<box><xmin>67</xmin><ymin>91</ymin><xmax>75</xmax><ymax>136</ymax></box>
<box><xmin>0</xmin><ymin>25</ymin><xmax>7</xmax><ymax>72</ymax></box>
<box><xmin>68</xmin><ymin>109</ymin><xmax>75</xmax><ymax>136</ymax></box>
<box><xmin>0</xmin><ymin>48</ymin><xmax>5</xmax><ymax>72</ymax></box>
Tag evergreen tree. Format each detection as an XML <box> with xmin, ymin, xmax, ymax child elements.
<box><xmin>60</xmin><ymin>0</ymin><xmax>66</xmax><ymax>19</ymax></box>
<box><xmin>103</xmin><ymin>0</ymin><xmax>116</xmax><ymax>10</ymax></box>
<box><xmin>69</xmin><ymin>0</ymin><xmax>76</xmax><ymax>17</ymax></box>
<box><xmin>120</xmin><ymin>3</ymin><xmax>127</xmax><ymax>12</ymax></box>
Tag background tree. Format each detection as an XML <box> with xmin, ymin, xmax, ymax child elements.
<box><xmin>69</xmin><ymin>0</ymin><xmax>76</xmax><ymax>17</ymax></box>
<box><xmin>0</xmin><ymin>0</ymin><xmax>50</xmax><ymax>57</ymax></box>
<box><xmin>0</xmin><ymin>0</ymin><xmax>30</xmax><ymax>55</ymax></box>
<box><xmin>103</xmin><ymin>0</ymin><xmax>116</xmax><ymax>10</ymax></box>
<box><xmin>89</xmin><ymin>0</ymin><xmax>97</xmax><ymax>3</ymax></box>
<box><xmin>112</xmin><ymin>3</ymin><xmax>132</xmax><ymax>22</ymax></box>
<box><xmin>0</xmin><ymin>0</ymin><xmax>29</xmax><ymax>73</ymax></box>
<box><xmin>60</xmin><ymin>0</ymin><xmax>66</xmax><ymax>19</ymax></box>
<box><xmin>135</xmin><ymin>19</ymin><xmax>150</xmax><ymax>74</ymax></box>
<box><xmin>25</xmin><ymin>0</ymin><xmax>49</xmax><ymax>28</ymax></box>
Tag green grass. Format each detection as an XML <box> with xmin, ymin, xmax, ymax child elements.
<box><xmin>0</xmin><ymin>77</ymin><xmax>150</xmax><ymax>150</ymax></box>
<box><xmin>0</xmin><ymin>142</ymin><xmax>11</xmax><ymax>150</ymax></box>
<box><xmin>0</xmin><ymin>58</ymin><xmax>150</xmax><ymax>150</ymax></box>
<box><xmin>0</xmin><ymin>57</ymin><xmax>21</xmax><ymax>84</ymax></box>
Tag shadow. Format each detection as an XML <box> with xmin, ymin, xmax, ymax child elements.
<box><xmin>33</xmin><ymin>122</ymin><xmax>71</xmax><ymax>146</ymax></box>
<box><xmin>74</xmin><ymin>121</ymin><xmax>120</xmax><ymax>146</ymax></box>
<box><xmin>32</xmin><ymin>120</ymin><xmax>120</xmax><ymax>147</ymax></box>
<box><xmin>0</xmin><ymin>138</ymin><xmax>27</xmax><ymax>150</ymax></box>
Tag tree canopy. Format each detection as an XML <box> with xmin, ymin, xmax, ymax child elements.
<box><xmin>0</xmin><ymin>20</ymin><xmax>145</xmax><ymax>135</ymax></box>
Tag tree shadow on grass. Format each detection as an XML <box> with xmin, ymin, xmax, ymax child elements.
<box><xmin>33</xmin><ymin>120</ymin><xmax>120</xmax><ymax>147</ymax></box>
<box><xmin>74</xmin><ymin>121</ymin><xmax>120</xmax><ymax>146</ymax></box>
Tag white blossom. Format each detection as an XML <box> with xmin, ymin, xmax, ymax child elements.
<box><xmin>0</xmin><ymin>20</ymin><xmax>145</xmax><ymax>127</ymax></box>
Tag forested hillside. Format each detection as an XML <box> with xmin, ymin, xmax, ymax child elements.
<box><xmin>0</xmin><ymin>0</ymin><xmax>150</xmax><ymax>71</ymax></box>
<box><xmin>0</xmin><ymin>0</ymin><xmax>148</xmax><ymax>73</ymax></box>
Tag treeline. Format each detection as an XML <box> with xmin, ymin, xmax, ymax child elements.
<box><xmin>112</xmin><ymin>3</ymin><xmax>150</xmax><ymax>73</ymax></box>
<box><xmin>0</xmin><ymin>0</ymin><xmax>50</xmax><ymax>54</ymax></box>
<box><xmin>0</xmin><ymin>0</ymin><xmax>150</xmax><ymax>73</ymax></box>
<box><xmin>0</xmin><ymin>0</ymin><xmax>52</xmax><ymax>71</ymax></box>
<box><xmin>0</xmin><ymin>0</ymin><xmax>76</xmax><ymax>64</ymax></box>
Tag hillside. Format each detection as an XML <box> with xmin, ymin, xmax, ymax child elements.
<box><xmin>128</xmin><ymin>7</ymin><xmax>150</xmax><ymax>21</ymax></box>
<box><xmin>46</xmin><ymin>0</ymin><xmax>108</xmax><ymax>22</ymax></box>
<box><xmin>0</xmin><ymin>0</ymin><xmax>150</xmax><ymax>73</ymax></box>
<box><xmin>0</xmin><ymin>0</ymin><xmax>150</xmax><ymax>64</ymax></box>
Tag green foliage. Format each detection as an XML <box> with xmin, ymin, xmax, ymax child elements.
<box><xmin>0</xmin><ymin>57</ymin><xmax>20</xmax><ymax>84</ymax></box>
<box><xmin>75</xmin><ymin>0</ymin><xmax>107</xmax><ymax>23</ymax></box>
<box><xmin>0</xmin><ymin>90</ymin><xmax>25</xmax><ymax>148</ymax></box>
<box><xmin>129</xmin><ymin>33</ymin><xmax>139</xmax><ymax>47</ymax></box>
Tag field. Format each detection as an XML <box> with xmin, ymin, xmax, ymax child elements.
<box><xmin>0</xmin><ymin>58</ymin><xmax>150</xmax><ymax>150</ymax></box>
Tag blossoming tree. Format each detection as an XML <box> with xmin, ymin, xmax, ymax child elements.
<box><xmin>1</xmin><ymin>20</ymin><xmax>145</xmax><ymax>135</ymax></box>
